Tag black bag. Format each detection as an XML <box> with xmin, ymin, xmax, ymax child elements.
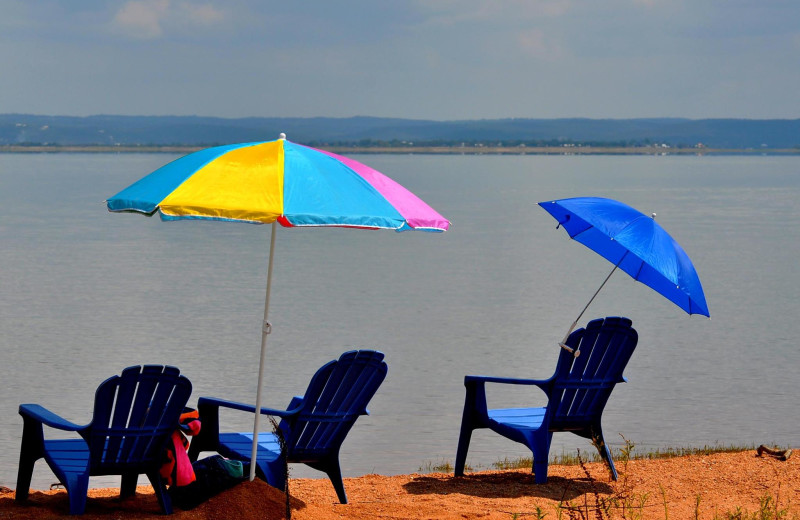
<box><xmin>169</xmin><ymin>455</ymin><xmax>247</xmax><ymax>510</ymax></box>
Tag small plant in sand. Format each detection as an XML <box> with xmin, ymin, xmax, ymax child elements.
<box><xmin>695</xmin><ymin>493</ymin><xmax>703</xmax><ymax>520</ymax></box>
<box><xmin>584</xmin><ymin>435</ymin><xmax>659</xmax><ymax>520</ymax></box>
<box><xmin>659</xmin><ymin>483</ymin><xmax>669</xmax><ymax>520</ymax></box>
<box><xmin>579</xmin><ymin>448</ymin><xmax>611</xmax><ymax>520</ymax></box>
<box><xmin>550</xmin><ymin>449</ymin><xmax>611</xmax><ymax>520</ymax></box>
<box><xmin>508</xmin><ymin>508</ymin><xmax>547</xmax><ymax>519</ymax></box>
<box><xmin>713</xmin><ymin>492</ymin><xmax>797</xmax><ymax>520</ymax></box>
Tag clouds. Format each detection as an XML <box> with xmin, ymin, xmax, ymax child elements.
<box><xmin>112</xmin><ymin>0</ymin><xmax>225</xmax><ymax>39</ymax></box>
<box><xmin>0</xmin><ymin>0</ymin><xmax>798</xmax><ymax>119</ymax></box>
<box><xmin>517</xmin><ymin>28</ymin><xmax>565</xmax><ymax>60</ymax></box>
<box><xmin>113</xmin><ymin>0</ymin><xmax>170</xmax><ymax>39</ymax></box>
<box><xmin>414</xmin><ymin>0</ymin><xmax>572</xmax><ymax>25</ymax></box>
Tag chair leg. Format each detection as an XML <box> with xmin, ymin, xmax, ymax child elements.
<box><xmin>15</xmin><ymin>450</ymin><xmax>38</xmax><ymax>502</ymax></box>
<box><xmin>533</xmin><ymin>459</ymin><xmax>549</xmax><ymax>484</ymax></box>
<box><xmin>454</xmin><ymin>424</ymin><xmax>473</xmax><ymax>477</ymax></box>
<box><xmin>146</xmin><ymin>470</ymin><xmax>173</xmax><ymax>514</ymax></box>
<box><xmin>16</xmin><ymin>417</ymin><xmax>45</xmax><ymax>502</ymax></box>
<box><xmin>324</xmin><ymin>460</ymin><xmax>347</xmax><ymax>505</ymax></box>
<box><xmin>591</xmin><ymin>426</ymin><xmax>618</xmax><ymax>481</ymax></box>
<box><xmin>531</xmin><ymin>431</ymin><xmax>553</xmax><ymax>484</ymax></box>
<box><xmin>260</xmin><ymin>459</ymin><xmax>287</xmax><ymax>497</ymax></box>
<box><xmin>65</xmin><ymin>474</ymin><xmax>90</xmax><ymax>515</ymax></box>
<box><xmin>120</xmin><ymin>472</ymin><xmax>138</xmax><ymax>499</ymax></box>
<box><xmin>455</xmin><ymin>382</ymin><xmax>487</xmax><ymax>477</ymax></box>
<box><xmin>306</xmin><ymin>457</ymin><xmax>347</xmax><ymax>504</ymax></box>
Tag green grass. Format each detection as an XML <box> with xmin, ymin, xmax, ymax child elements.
<box><xmin>418</xmin><ymin>442</ymin><xmax>760</xmax><ymax>474</ymax></box>
<box><xmin>490</xmin><ymin>443</ymin><xmax>757</xmax><ymax>471</ymax></box>
<box><xmin>417</xmin><ymin>459</ymin><xmax>460</xmax><ymax>473</ymax></box>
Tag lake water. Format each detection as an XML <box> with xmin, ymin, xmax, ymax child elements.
<box><xmin>1</xmin><ymin>152</ymin><xmax>799</xmax><ymax>490</ymax></box>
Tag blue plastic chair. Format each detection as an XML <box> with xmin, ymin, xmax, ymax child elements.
<box><xmin>188</xmin><ymin>350</ymin><xmax>388</xmax><ymax>504</ymax></box>
<box><xmin>454</xmin><ymin>317</ymin><xmax>638</xmax><ymax>483</ymax></box>
<box><xmin>16</xmin><ymin>365</ymin><xmax>192</xmax><ymax>515</ymax></box>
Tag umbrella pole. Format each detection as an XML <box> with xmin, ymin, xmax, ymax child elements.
<box><xmin>559</xmin><ymin>261</ymin><xmax>619</xmax><ymax>356</ymax></box>
<box><xmin>250</xmin><ymin>221</ymin><xmax>278</xmax><ymax>481</ymax></box>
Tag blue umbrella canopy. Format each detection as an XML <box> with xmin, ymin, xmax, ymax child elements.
<box><xmin>539</xmin><ymin>197</ymin><xmax>709</xmax><ymax>318</ymax></box>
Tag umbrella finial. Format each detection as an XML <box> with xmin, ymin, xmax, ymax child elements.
<box><xmin>651</xmin><ymin>212</ymin><xmax>657</xmax><ymax>219</ymax></box>
<box><xmin>279</xmin><ymin>133</ymin><xmax>286</xmax><ymax>140</ymax></box>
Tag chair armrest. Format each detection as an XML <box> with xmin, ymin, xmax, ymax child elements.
<box><xmin>19</xmin><ymin>404</ymin><xmax>85</xmax><ymax>432</ymax></box>
<box><xmin>196</xmin><ymin>396</ymin><xmax>295</xmax><ymax>418</ymax></box>
<box><xmin>464</xmin><ymin>375</ymin><xmax>552</xmax><ymax>390</ymax></box>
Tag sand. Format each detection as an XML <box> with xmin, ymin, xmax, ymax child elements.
<box><xmin>1</xmin><ymin>450</ymin><xmax>797</xmax><ymax>519</ymax></box>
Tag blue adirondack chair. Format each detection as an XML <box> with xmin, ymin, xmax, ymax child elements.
<box><xmin>188</xmin><ymin>349</ymin><xmax>388</xmax><ymax>504</ymax></box>
<box><xmin>16</xmin><ymin>365</ymin><xmax>192</xmax><ymax>515</ymax></box>
<box><xmin>454</xmin><ymin>317</ymin><xmax>638</xmax><ymax>483</ymax></box>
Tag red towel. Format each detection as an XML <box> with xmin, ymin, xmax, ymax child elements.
<box><xmin>160</xmin><ymin>409</ymin><xmax>201</xmax><ymax>487</ymax></box>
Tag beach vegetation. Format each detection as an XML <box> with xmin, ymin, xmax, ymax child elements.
<box><xmin>418</xmin><ymin>459</ymin><xmax>465</xmax><ymax>473</ymax></box>
<box><xmin>496</xmin><ymin>437</ymin><xmax>796</xmax><ymax>520</ymax></box>
<box><xmin>490</xmin><ymin>441</ymin><xmax>757</xmax><ymax>471</ymax></box>
<box><xmin>421</xmin><ymin>440</ymin><xmax>760</xmax><ymax>474</ymax></box>
<box><xmin>713</xmin><ymin>492</ymin><xmax>796</xmax><ymax>519</ymax></box>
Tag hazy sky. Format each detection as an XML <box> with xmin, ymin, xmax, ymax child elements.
<box><xmin>2</xmin><ymin>0</ymin><xmax>799</xmax><ymax>120</ymax></box>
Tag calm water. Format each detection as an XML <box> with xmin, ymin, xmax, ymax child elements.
<box><xmin>1</xmin><ymin>152</ymin><xmax>799</xmax><ymax>490</ymax></box>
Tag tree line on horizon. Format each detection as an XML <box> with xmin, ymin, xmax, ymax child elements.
<box><xmin>1</xmin><ymin>114</ymin><xmax>798</xmax><ymax>149</ymax></box>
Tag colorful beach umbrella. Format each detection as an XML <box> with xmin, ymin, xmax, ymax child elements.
<box><xmin>107</xmin><ymin>135</ymin><xmax>449</xmax><ymax>479</ymax></box>
<box><xmin>538</xmin><ymin>197</ymin><xmax>708</xmax><ymax>355</ymax></box>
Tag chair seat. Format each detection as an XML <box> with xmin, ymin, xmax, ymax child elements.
<box><xmin>42</xmin><ymin>439</ymin><xmax>91</xmax><ymax>474</ymax></box>
<box><xmin>217</xmin><ymin>432</ymin><xmax>282</xmax><ymax>464</ymax></box>
<box><xmin>488</xmin><ymin>407</ymin><xmax>546</xmax><ymax>431</ymax></box>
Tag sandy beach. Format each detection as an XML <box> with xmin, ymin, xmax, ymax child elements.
<box><xmin>1</xmin><ymin>449</ymin><xmax>797</xmax><ymax>519</ymax></box>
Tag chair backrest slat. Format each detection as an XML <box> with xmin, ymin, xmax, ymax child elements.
<box><xmin>548</xmin><ymin>317</ymin><xmax>637</xmax><ymax>430</ymax></box>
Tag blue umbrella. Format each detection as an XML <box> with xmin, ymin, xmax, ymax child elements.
<box><xmin>539</xmin><ymin>197</ymin><xmax>709</xmax><ymax>355</ymax></box>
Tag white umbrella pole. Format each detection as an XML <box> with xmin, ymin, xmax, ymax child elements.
<box><xmin>559</xmin><ymin>260</ymin><xmax>620</xmax><ymax>356</ymax></box>
<box><xmin>250</xmin><ymin>221</ymin><xmax>278</xmax><ymax>481</ymax></box>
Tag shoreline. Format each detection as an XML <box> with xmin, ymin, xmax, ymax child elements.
<box><xmin>1</xmin><ymin>145</ymin><xmax>799</xmax><ymax>155</ymax></box>
<box><xmin>1</xmin><ymin>450</ymin><xmax>797</xmax><ymax>519</ymax></box>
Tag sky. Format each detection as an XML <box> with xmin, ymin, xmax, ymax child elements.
<box><xmin>1</xmin><ymin>0</ymin><xmax>799</xmax><ymax>120</ymax></box>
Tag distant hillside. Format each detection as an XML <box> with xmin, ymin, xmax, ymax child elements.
<box><xmin>1</xmin><ymin>114</ymin><xmax>799</xmax><ymax>149</ymax></box>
